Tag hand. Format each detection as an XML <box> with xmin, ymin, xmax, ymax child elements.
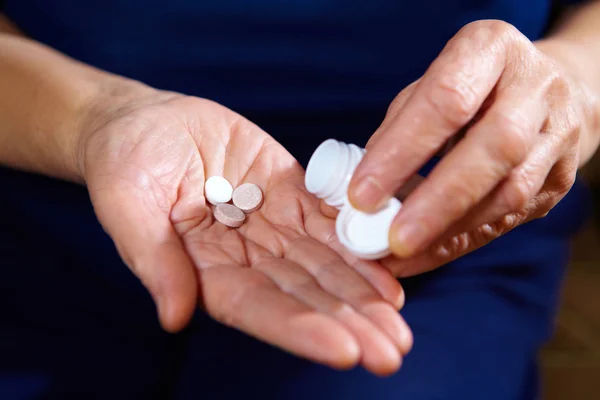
<box><xmin>80</xmin><ymin>90</ymin><xmax>412</xmax><ymax>375</ymax></box>
<box><xmin>346</xmin><ymin>20</ymin><xmax>598</xmax><ymax>276</ymax></box>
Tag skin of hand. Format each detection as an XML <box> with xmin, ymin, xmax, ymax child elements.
<box><xmin>0</xmin><ymin>17</ymin><xmax>412</xmax><ymax>376</ymax></box>
<box><xmin>343</xmin><ymin>19</ymin><xmax>600</xmax><ymax>277</ymax></box>
<box><xmin>78</xmin><ymin>89</ymin><xmax>413</xmax><ymax>376</ymax></box>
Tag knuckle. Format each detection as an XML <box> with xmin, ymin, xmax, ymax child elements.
<box><xmin>486</xmin><ymin>20</ymin><xmax>524</xmax><ymax>47</ymax></box>
<box><xmin>469</xmin><ymin>223</ymin><xmax>504</xmax><ymax>247</ymax></box>
<box><xmin>430</xmin><ymin>235</ymin><xmax>463</xmax><ymax>264</ymax></box>
<box><xmin>432</xmin><ymin>217</ymin><xmax>516</xmax><ymax>263</ymax></box>
<box><xmin>570</xmin><ymin>114</ymin><xmax>583</xmax><ymax>142</ymax></box>
<box><xmin>430</xmin><ymin>232</ymin><xmax>474</xmax><ymax>264</ymax></box>
<box><xmin>460</xmin><ymin>20</ymin><xmax>522</xmax><ymax>47</ymax></box>
<box><xmin>492</xmin><ymin>110</ymin><xmax>532</xmax><ymax>166</ymax></box>
<box><xmin>563</xmin><ymin>172</ymin><xmax>577</xmax><ymax>193</ymax></box>
<box><xmin>429</xmin><ymin>213</ymin><xmax>525</xmax><ymax>266</ymax></box>
<box><xmin>556</xmin><ymin>169</ymin><xmax>577</xmax><ymax>195</ymax></box>
<box><xmin>385</xmin><ymin>97</ymin><xmax>405</xmax><ymax>120</ymax></box>
<box><xmin>529</xmin><ymin>193</ymin><xmax>557</xmax><ymax>219</ymax></box>
<box><xmin>486</xmin><ymin>20</ymin><xmax>518</xmax><ymax>36</ymax></box>
<box><xmin>533</xmin><ymin>203</ymin><xmax>553</xmax><ymax>220</ymax></box>
<box><xmin>426</xmin><ymin>73</ymin><xmax>478</xmax><ymax>129</ymax></box>
<box><xmin>284</xmin><ymin>273</ymin><xmax>318</xmax><ymax>297</ymax></box>
<box><xmin>386</xmin><ymin>83</ymin><xmax>418</xmax><ymax>118</ymax></box>
<box><xmin>490</xmin><ymin>213</ymin><xmax>522</xmax><ymax>234</ymax></box>
<box><xmin>331</xmin><ymin>302</ymin><xmax>356</xmax><ymax>318</ymax></box>
<box><xmin>546</xmin><ymin>162</ymin><xmax>577</xmax><ymax>197</ymax></box>
<box><xmin>502</xmin><ymin>177</ymin><xmax>533</xmax><ymax>212</ymax></box>
<box><xmin>455</xmin><ymin>21</ymin><xmax>525</xmax><ymax>57</ymax></box>
<box><xmin>547</xmin><ymin>70</ymin><xmax>572</xmax><ymax>101</ymax></box>
<box><xmin>430</xmin><ymin>227</ymin><xmax>489</xmax><ymax>264</ymax></box>
<box><xmin>459</xmin><ymin>20</ymin><xmax>514</xmax><ymax>39</ymax></box>
<box><xmin>538</xmin><ymin>210</ymin><xmax>551</xmax><ymax>219</ymax></box>
<box><xmin>564</xmin><ymin>107</ymin><xmax>583</xmax><ymax>144</ymax></box>
<box><xmin>457</xmin><ymin>20</ymin><xmax>486</xmax><ymax>35</ymax></box>
<box><xmin>433</xmin><ymin>180</ymin><xmax>480</xmax><ymax>218</ymax></box>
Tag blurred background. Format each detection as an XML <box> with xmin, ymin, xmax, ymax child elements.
<box><xmin>541</xmin><ymin>155</ymin><xmax>600</xmax><ymax>399</ymax></box>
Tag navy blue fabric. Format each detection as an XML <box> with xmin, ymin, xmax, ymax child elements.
<box><xmin>0</xmin><ymin>1</ymin><xmax>592</xmax><ymax>399</ymax></box>
<box><xmin>4</xmin><ymin>0</ymin><xmax>553</xmax><ymax>113</ymax></box>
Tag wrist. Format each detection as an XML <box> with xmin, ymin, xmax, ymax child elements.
<box><xmin>73</xmin><ymin>75</ymin><xmax>162</xmax><ymax>183</ymax></box>
<box><xmin>535</xmin><ymin>38</ymin><xmax>600</xmax><ymax>167</ymax></box>
<box><xmin>0</xmin><ymin>33</ymin><xmax>176</xmax><ymax>184</ymax></box>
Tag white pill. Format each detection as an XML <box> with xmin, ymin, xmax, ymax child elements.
<box><xmin>204</xmin><ymin>176</ymin><xmax>233</xmax><ymax>205</ymax></box>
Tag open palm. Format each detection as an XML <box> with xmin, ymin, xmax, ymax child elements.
<box><xmin>82</xmin><ymin>94</ymin><xmax>412</xmax><ymax>375</ymax></box>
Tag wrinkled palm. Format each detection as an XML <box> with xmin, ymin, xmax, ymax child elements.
<box><xmin>83</xmin><ymin>95</ymin><xmax>412</xmax><ymax>376</ymax></box>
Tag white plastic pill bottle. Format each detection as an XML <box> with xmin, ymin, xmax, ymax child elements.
<box><xmin>305</xmin><ymin>139</ymin><xmax>402</xmax><ymax>260</ymax></box>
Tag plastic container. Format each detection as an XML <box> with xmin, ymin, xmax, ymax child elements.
<box><xmin>304</xmin><ymin>139</ymin><xmax>365</xmax><ymax>209</ymax></box>
<box><xmin>305</xmin><ymin>139</ymin><xmax>402</xmax><ymax>260</ymax></box>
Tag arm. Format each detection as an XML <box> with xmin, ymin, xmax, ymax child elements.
<box><xmin>536</xmin><ymin>0</ymin><xmax>600</xmax><ymax>167</ymax></box>
<box><xmin>0</xmin><ymin>14</ymin><xmax>151</xmax><ymax>183</ymax></box>
<box><xmin>0</xmin><ymin>14</ymin><xmax>412</xmax><ymax>373</ymax></box>
<box><xmin>345</xmin><ymin>1</ymin><xmax>600</xmax><ymax>275</ymax></box>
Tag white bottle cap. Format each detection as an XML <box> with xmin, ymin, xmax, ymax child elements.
<box><xmin>335</xmin><ymin>197</ymin><xmax>402</xmax><ymax>260</ymax></box>
<box><xmin>305</xmin><ymin>139</ymin><xmax>343</xmax><ymax>197</ymax></box>
<box><xmin>305</xmin><ymin>139</ymin><xmax>365</xmax><ymax>209</ymax></box>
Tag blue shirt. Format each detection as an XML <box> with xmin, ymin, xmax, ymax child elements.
<box><xmin>1</xmin><ymin>0</ymin><xmax>561</xmax><ymax>114</ymax></box>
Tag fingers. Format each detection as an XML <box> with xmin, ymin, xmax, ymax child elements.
<box><xmin>349</xmin><ymin>21</ymin><xmax>516</xmax><ymax>212</ymax></box>
<box><xmin>303</xmin><ymin>206</ymin><xmax>406</xmax><ymax>309</ymax></box>
<box><xmin>321</xmin><ymin>174</ymin><xmax>424</xmax><ymax>219</ymax></box>
<box><xmin>253</xmin><ymin>259</ymin><xmax>405</xmax><ymax>376</ymax></box>
<box><xmin>383</xmin><ymin>138</ymin><xmax>576</xmax><ymax>278</ymax></box>
<box><xmin>441</xmin><ymin>135</ymin><xmax>560</xmax><ymax>237</ymax></box>
<box><xmin>285</xmin><ymin>238</ymin><xmax>412</xmax><ymax>355</ymax></box>
<box><xmin>198</xmin><ymin>265</ymin><xmax>361</xmax><ymax>371</ymax></box>
<box><xmin>90</xmin><ymin>188</ymin><xmax>198</xmax><ymax>333</ymax></box>
<box><xmin>145</xmin><ymin>239</ymin><xmax>201</xmax><ymax>332</ymax></box>
<box><xmin>387</xmin><ymin>78</ymin><xmax>549</xmax><ymax>258</ymax></box>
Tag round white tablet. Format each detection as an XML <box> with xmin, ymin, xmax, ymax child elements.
<box><xmin>204</xmin><ymin>176</ymin><xmax>233</xmax><ymax>205</ymax></box>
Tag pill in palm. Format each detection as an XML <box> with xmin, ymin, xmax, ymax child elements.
<box><xmin>232</xmin><ymin>183</ymin><xmax>263</xmax><ymax>213</ymax></box>
<box><xmin>214</xmin><ymin>203</ymin><xmax>246</xmax><ymax>228</ymax></box>
<box><xmin>204</xmin><ymin>176</ymin><xmax>233</xmax><ymax>205</ymax></box>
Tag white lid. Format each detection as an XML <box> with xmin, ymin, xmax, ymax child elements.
<box><xmin>335</xmin><ymin>198</ymin><xmax>402</xmax><ymax>260</ymax></box>
<box><xmin>304</xmin><ymin>139</ymin><xmax>366</xmax><ymax>210</ymax></box>
<box><xmin>305</xmin><ymin>139</ymin><xmax>342</xmax><ymax>197</ymax></box>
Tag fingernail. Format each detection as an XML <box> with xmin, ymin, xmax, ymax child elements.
<box><xmin>156</xmin><ymin>295</ymin><xmax>172</xmax><ymax>329</ymax></box>
<box><xmin>350</xmin><ymin>176</ymin><xmax>387</xmax><ymax>211</ymax></box>
<box><xmin>395</xmin><ymin>289</ymin><xmax>405</xmax><ymax>310</ymax></box>
<box><xmin>400</xmin><ymin>326</ymin><xmax>413</xmax><ymax>355</ymax></box>
<box><xmin>389</xmin><ymin>220</ymin><xmax>428</xmax><ymax>258</ymax></box>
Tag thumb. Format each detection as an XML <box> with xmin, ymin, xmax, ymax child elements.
<box><xmin>90</xmin><ymin>187</ymin><xmax>198</xmax><ymax>333</ymax></box>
